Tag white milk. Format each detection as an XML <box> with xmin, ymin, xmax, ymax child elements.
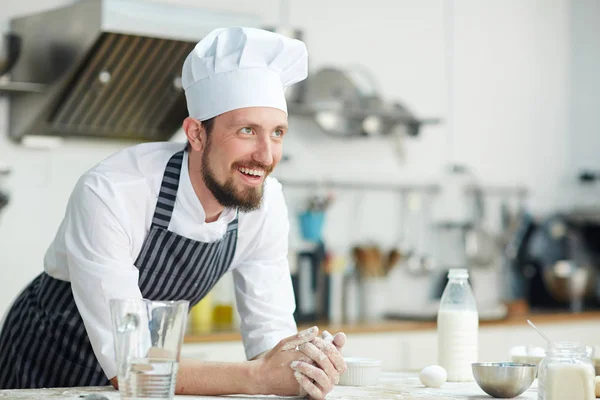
<box><xmin>544</xmin><ymin>363</ymin><xmax>595</xmax><ymax>400</ymax></box>
<box><xmin>437</xmin><ymin>309</ymin><xmax>478</xmax><ymax>382</ymax></box>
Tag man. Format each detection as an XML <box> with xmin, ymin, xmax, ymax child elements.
<box><xmin>0</xmin><ymin>27</ymin><xmax>346</xmax><ymax>399</ymax></box>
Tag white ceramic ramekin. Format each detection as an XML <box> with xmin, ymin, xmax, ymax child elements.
<box><xmin>338</xmin><ymin>357</ymin><xmax>382</xmax><ymax>386</ymax></box>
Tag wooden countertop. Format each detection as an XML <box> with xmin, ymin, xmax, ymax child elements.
<box><xmin>184</xmin><ymin>310</ymin><xmax>600</xmax><ymax>344</ymax></box>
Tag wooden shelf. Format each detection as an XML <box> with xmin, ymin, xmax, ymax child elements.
<box><xmin>183</xmin><ymin>310</ymin><xmax>600</xmax><ymax>344</ymax></box>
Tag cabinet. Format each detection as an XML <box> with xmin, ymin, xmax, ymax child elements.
<box><xmin>181</xmin><ymin>318</ymin><xmax>600</xmax><ymax>372</ymax></box>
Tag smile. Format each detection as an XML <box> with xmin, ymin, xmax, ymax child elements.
<box><xmin>237</xmin><ymin>167</ymin><xmax>265</xmax><ymax>177</ymax></box>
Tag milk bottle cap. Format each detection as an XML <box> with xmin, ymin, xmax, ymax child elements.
<box><xmin>448</xmin><ymin>268</ymin><xmax>469</xmax><ymax>279</ymax></box>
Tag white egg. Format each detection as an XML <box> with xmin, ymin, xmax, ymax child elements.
<box><xmin>419</xmin><ymin>365</ymin><xmax>447</xmax><ymax>388</ymax></box>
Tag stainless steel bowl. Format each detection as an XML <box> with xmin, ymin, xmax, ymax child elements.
<box><xmin>472</xmin><ymin>362</ymin><xmax>537</xmax><ymax>398</ymax></box>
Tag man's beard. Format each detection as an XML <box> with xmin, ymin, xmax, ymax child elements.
<box><xmin>201</xmin><ymin>140</ymin><xmax>271</xmax><ymax>212</ymax></box>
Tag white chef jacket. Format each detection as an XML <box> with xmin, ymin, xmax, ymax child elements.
<box><xmin>42</xmin><ymin>142</ymin><xmax>297</xmax><ymax>379</ymax></box>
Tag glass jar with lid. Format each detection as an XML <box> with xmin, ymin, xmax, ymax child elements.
<box><xmin>538</xmin><ymin>341</ymin><xmax>595</xmax><ymax>400</ymax></box>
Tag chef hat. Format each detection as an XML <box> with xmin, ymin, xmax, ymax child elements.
<box><xmin>182</xmin><ymin>27</ymin><xmax>308</xmax><ymax>121</ymax></box>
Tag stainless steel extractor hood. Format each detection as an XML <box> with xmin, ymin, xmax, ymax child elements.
<box><xmin>5</xmin><ymin>0</ymin><xmax>259</xmax><ymax>142</ymax></box>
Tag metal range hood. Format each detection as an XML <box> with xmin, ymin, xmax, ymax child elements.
<box><xmin>4</xmin><ymin>0</ymin><xmax>259</xmax><ymax>142</ymax></box>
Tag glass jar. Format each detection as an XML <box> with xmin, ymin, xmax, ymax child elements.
<box><xmin>538</xmin><ymin>341</ymin><xmax>595</xmax><ymax>400</ymax></box>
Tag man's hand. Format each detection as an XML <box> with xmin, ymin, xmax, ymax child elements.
<box><xmin>292</xmin><ymin>330</ymin><xmax>347</xmax><ymax>399</ymax></box>
<box><xmin>252</xmin><ymin>326</ymin><xmax>318</xmax><ymax>396</ymax></box>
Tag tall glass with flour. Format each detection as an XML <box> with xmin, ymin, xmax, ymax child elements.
<box><xmin>437</xmin><ymin>268</ymin><xmax>478</xmax><ymax>381</ymax></box>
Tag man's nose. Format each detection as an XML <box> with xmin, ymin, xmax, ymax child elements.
<box><xmin>252</xmin><ymin>135</ymin><xmax>273</xmax><ymax>166</ymax></box>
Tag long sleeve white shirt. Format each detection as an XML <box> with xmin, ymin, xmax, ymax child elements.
<box><xmin>42</xmin><ymin>142</ymin><xmax>297</xmax><ymax>379</ymax></box>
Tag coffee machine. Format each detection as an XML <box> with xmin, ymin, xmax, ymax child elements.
<box><xmin>506</xmin><ymin>210</ymin><xmax>600</xmax><ymax>312</ymax></box>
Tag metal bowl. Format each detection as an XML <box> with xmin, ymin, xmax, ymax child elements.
<box><xmin>472</xmin><ymin>362</ymin><xmax>537</xmax><ymax>398</ymax></box>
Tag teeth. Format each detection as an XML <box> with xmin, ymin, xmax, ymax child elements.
<box><xmin>239</xmin><ymin>167</ymin><xmax>264</xmax><ymax>177</ymax></box>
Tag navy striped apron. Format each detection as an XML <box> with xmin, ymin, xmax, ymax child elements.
<box><xmin>0</xmin><ymin>149</ymin><xmax>238</xmax><ymax>389</ymax></box>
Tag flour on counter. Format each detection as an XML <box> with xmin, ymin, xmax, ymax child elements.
<box><xmin>0</xmin><ymin>386</ymin><xmax>119</xmax><ymax>400</ymax></box>
<box><xmin>0</xmin><ymin>372</ymin><xmax>540</xmax><ymax>399</ymax></box>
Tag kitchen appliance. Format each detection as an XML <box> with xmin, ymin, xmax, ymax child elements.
<box><xmin>0</xmin><ymin>33</ymin><xmax>21</xmax><ymax>76</ymax></box>
<box><xmin>2</xmin><ymin>0</ymin><xmax>259</xmax><ymax>142</ymax></box>
<box><xmin>291</xmin><ymin>241</ymin><xmax>329</xmax><ymax>322</ymax></box>
<box><xmin>506</xmin><ymin>211</ymin><xmax>600</xmax><ymax>311</ymax></box>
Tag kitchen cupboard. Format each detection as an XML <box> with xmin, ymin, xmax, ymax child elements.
<box><xmin>181</xmin><ymin>318</ymin><xmax>600</xmax><ymax>372</ymax></box>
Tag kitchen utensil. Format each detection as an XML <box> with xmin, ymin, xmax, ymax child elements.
<box><xmin>397</xmin><ymin>192</ymin><xmax>413</xmax><ymax>260</ymax></box>
<box><xmin>110</xmin><ymin>299</ymin><xmax>189</xmax><ymax>400</ymax></box>
<box><xmin>302</xmin><ymin>66</ymin><xmax>438</xmax><ymax>137</ymax></box>
<box><xmin>526</xmin><ymin>319</ymin><xmax>553</xmax><ymax>345</ymax></box>
<box><xmin>465</xmin><ymin>187</ymin><xmax>497</xmax><ymax>268</ymax></box>
<box><xmin>304</xmin><ymin>67</ymin><xmax>378</xmax><ymax>137</ymax></box>
<box><xmin>338</xmin><ymin>357</ymin><xmax>382</xmax><ymax>386</ymax></box>
<box><xmin>353</xmin><ymin>245</ymin><xmax>384</xmax><ymax>277</ymax></box>
<box><xmin>471</xmin><ymin>362</ymin><xmax>537</xmax><ymax>398</ymax></box>
<box><xmin>385</xmin><ymin>248</ymin><xmax>401</xmax><ymax>275</ymax></box>
<box><xmin>406</xmin><ymin>192</ymin><xmax>436</xmax><ymax>276</ymax></box>
<box><xmin>0</xmin><ymin>33</ymin><xmax>21</xmax><ymax>76</ymax></box>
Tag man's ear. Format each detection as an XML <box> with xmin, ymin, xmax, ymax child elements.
<box><xmin>183</xmin><ymin>117</ymin><xmax>206</xmax><ymax>152</ymax></box>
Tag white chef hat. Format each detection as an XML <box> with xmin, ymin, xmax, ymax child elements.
<box><xmin>182</xmin><ymin>27</ymin><xmax>308</xmax><ymax>121</ymax></box>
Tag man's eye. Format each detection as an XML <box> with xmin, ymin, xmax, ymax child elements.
<box><xmin>240</xmin><ymin>127</ymin><xmax>253</xmax><ymax>134</ymax></box>
<box><xmin>272</xmin><ymin>130</ymin><xmax>284</xmax><ymax>138</ymax></box>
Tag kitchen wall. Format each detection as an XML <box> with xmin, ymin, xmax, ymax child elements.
<box><xmin>564</xmin><ymin>0</ymin><xmax>600</xmax><ymax>208</ymax></box>
<box><xmin>0</xmin><ymin>0</ymin><xmax>597</xmax><ymax>316</ymax></box>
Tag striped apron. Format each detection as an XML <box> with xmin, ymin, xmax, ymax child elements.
<box><xmin>0</xmin><ymin>149</ymin><xmax>238</xmax><ymax>389</ymax></box>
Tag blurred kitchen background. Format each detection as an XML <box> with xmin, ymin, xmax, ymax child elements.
<box><xmin>1</xmin><ymin>0</ymin><xmax>600</xmax><ymax>341</ymax></box>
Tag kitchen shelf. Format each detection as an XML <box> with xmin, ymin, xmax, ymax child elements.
<box><xmin>183</xmin><ymin>309</ymin><xmax>600</xmax><ymax>343</ymax></box>
<box><xmin>287</xmin><ymin>102</ymin><xmax>442</xmax><ymax>137</ymax></box>
<box><xmin>276</xmin><ymin>178</ymin><xmax>528</xmax><ymax>198</ymax></box>
<box><xmin>289</xmin><ymin>102</ymin><xmax>441</xmax><ymax>123</ymax></box>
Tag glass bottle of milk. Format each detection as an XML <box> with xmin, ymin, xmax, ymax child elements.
<box><xmin>538</xmin><ymin>341</ymin><xmax>595</xmax><ymax>400</ymax></box>
<box><xmin>437</xmin><ymin>268</ymin><xmax>478</xmax><ymax>382</ymax></box>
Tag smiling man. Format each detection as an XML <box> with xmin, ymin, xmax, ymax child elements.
<box><xmin>0</xmin><ymin>27</ymin><xmax>346</xmax><ymax>399</ymax></box>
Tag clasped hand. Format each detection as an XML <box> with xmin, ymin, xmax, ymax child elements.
<box><xmin>256</xmin><ymin>326</ymin><xmax>347</xmax><ymax>399</ymax></box>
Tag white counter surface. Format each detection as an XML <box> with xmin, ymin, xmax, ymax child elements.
<box><xmin>0</xmin><ymin>372</ymin><xmax>538</xmax><ymax>399</ymax></box>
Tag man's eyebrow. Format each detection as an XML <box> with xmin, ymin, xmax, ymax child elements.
<box><xmin>228</xmin><ymin>120</ymin><xmax>288</xmax><ymax>130</ymax></box>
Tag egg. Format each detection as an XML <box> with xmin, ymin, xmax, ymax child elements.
<box><xmin>419</xmin><ymin>365</ymin><xmax>447</xmax><ymax>388</ymax></box>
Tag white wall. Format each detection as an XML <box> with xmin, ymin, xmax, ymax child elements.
<box><xmin>564</xmin><ymin>0</ymin><xmax>600</xmax><ymax>209</ymax></box>
<box><xmin>0</xmin><ymin>0</ymin><xmax>597</xmax><ymax>316</ymax></box>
